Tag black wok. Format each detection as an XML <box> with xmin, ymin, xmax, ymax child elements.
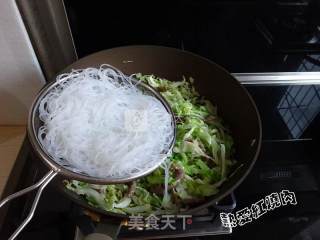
<box><xmin>52</xmin><ymin>45</ymin><xmax>261</xmax><ymax>222</ymax></box>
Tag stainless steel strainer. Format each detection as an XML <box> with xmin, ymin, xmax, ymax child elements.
<box><xmin>0</xmin><ymin>75</ymin><xmax>176</xmax><ymax>240</ymax></box>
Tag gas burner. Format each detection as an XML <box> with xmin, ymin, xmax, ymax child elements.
<box><xmin>73</xmin><ymin>194</ymin><xmax>236</xmax><ymax>240</ymax></box>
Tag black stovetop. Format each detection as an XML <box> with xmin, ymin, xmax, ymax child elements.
<box><xmin>1</xmin><ymin>78</ymin><xmax>320</xmax><ymax>240</ymax></box>
<box><xmin>64</xmin><ymin>0</ymin><xmax>320</xmax><ymax>73</ymax></box>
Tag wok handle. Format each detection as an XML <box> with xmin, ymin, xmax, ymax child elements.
<box><xmin>0</xmin><ymin>170</ymin><xmax>58</xmax><ymax>240</ymax></box>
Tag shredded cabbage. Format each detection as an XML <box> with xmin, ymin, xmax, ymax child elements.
<box><xmin>65</xmin><ymin>74</ymin><xmax>235</xmax><ymax>214</ymax></box>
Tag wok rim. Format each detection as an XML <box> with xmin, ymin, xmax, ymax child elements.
<box><xmin>44</xmin><ymin>45</ymin><xmax>262</xmax><ymax>218</ymax></box>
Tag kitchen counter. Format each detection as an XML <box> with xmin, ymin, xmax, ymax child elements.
<box><xmin>0</xmin><ymin>126</ymin><xmax>25</xmax><ymax>197</ymax></box>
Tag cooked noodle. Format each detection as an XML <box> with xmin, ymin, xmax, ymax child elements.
<box><xmin>38</xmin><ymin>65</ymin><xmax>174</xmax><ymax>178</ymax></box>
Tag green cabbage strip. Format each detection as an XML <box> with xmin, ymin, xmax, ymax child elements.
<box><xmin>65</xmin><ymin>74</ymin><xmax>235</xmax><ymax>214</ymax></box>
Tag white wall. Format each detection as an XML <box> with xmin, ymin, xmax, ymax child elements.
<box><xmin>0</xmin><ymin>0</ymin><xmax>45</xmax><ymax>125</ymax></box>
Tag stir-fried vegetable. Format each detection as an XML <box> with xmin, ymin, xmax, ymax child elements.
<box><xmin>65</xmin><ymin>74</ymin><xmax>235</xmax><ymax>214</ymax></box>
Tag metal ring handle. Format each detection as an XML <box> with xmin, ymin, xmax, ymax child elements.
<box><xmin>0</xmin><ymin>170</ymin><xmax>58</xmax><ymax>240</ymax></box>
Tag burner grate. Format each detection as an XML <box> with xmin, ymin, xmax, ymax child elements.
<box><xmin>73</xmin><ymin>194</ymin><xmax>236</xmax><ymax>240</ymax></box>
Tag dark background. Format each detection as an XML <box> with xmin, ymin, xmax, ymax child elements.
<box><xmin>64</xmin><ymin>0</ymin><xmax>320</xmax><ymax>72</ymax></box>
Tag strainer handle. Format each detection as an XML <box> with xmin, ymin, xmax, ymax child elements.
<box><xmin>0</xmin><ymin>170</ymin><xmax>58</xmax><ymax>240</ymax></box>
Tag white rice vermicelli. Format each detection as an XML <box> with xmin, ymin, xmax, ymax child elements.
<box><xmin>38</xmin><ymin>65</ymin><xmax>174</xmax><ymax>179</ymax></box>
